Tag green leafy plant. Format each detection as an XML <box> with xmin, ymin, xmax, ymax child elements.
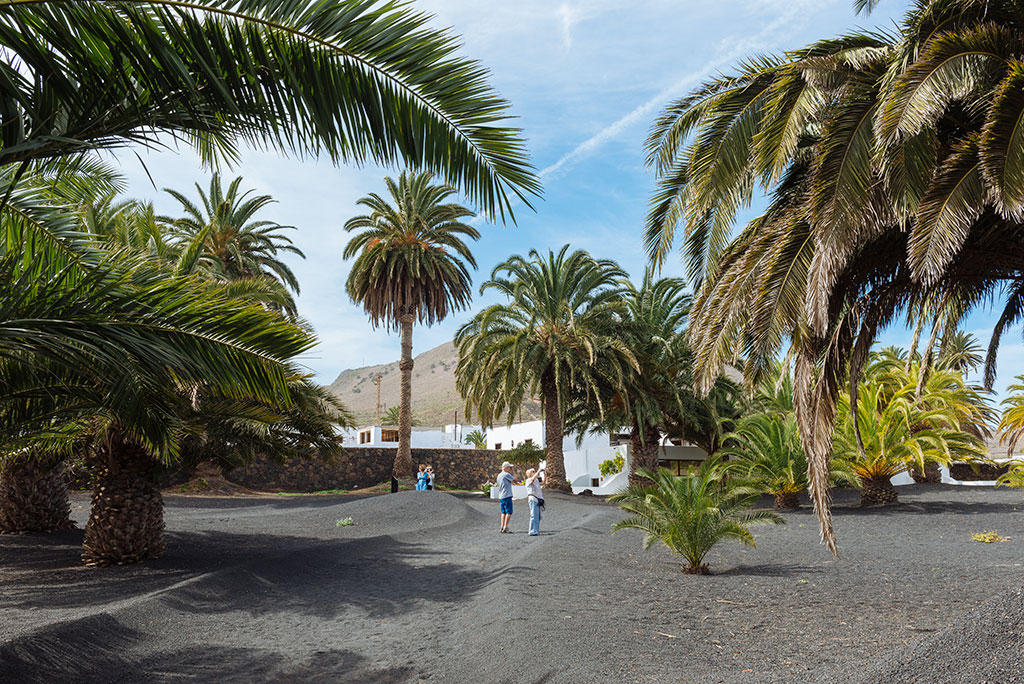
<box><xmin>464</xmin><ymin>429</ymin><xmax>488</xmax><ymax>450</ymax></box>
<box><xmin>480</xmin><ymin>482</ymin><xmax>493</xmax><ymax>496</ymax></box>
<box><xmin>506</xmin><ymin>441</ymin><xmax>545</xmax><ymax>467</ymax></box>
<box><xmin>598</xmin><ymin>455</ymin><xmax>624</xmax><ymax>478</ymax></box>
<box><xmin>971</xmin><ymin>531</ymin><xmax>1010</xmax><ymax>543</ymax></box>
<box><xmin>610</xmin><ymin>461</ymin><xmax>784</xmax><ymax>574</ymax></box>
<box><xmin>336</xmin><ymin>517</ymin><xmax>354</xmax><ymax>528</ymax></box>
<box><xmin>996</xmin><ymin>461</ymin><xmax>1024</xmax><ymax>488</ymax></box>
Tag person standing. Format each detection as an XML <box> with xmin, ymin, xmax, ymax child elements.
<box><xmin>525</xmin><ymin>468</ymin><xmax>543</xmax><ymax>536</ymax></box>
<box><xmin>495</xmin><ymin>461</ymin><xmax>515</xmax><ymax>533</ymax></box>
<box><xmin>416</xmin><ymin>464</ymin><xmax>429</xmax><ymax>491</ymax></box>
<box><xmin>426</xmin><ymin>465</ymin><xmax>435</xmax><ymax>490</ymax></box>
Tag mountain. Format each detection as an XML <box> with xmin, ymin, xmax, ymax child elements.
<box><xmin>326</xmin><ymin>340</ymin><xmax>541</xmax><ymax>428</ymax></box>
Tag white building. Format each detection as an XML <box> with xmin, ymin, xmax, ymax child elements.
<box><xmin>484</xmin><ymin>419</ymin><xmax>614</xmax><ymax>452</ymax></box>
<box><xmin>341</xmin><ymin>423</ymin><xmax>480</xmax><ymax>449</ymax></box>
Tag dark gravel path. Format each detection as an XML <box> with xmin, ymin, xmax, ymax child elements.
<box><xmin>1</xmin><ymin>485</ymin><xmax>1022</xmax><ymax>683</ymax></box>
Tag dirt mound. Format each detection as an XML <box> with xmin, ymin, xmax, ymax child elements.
<box><xmin>327</xmin><ymin>490</ymin><xmax>486</xmax><ymax>537</ymax></box>
<box><xmin>857</xmin><ymin>586</ymin><xmax>1024</xmax><ymax>684</ymax></box>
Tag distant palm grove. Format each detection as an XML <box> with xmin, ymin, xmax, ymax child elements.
<box><xmin>3</xmin><ymin>0</ymin><xmax>1024</xmax><ymax>575</ymax></box>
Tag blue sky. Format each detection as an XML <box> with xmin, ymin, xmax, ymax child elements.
<box><xmin>113</xmin><ymin>0</ymin><xmax>1021</xmax><ymax>399</ymax></box>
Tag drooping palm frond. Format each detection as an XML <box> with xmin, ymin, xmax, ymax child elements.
<box><xmin>0</xmin><ymin>0</ymin><xmax>541</xmax><ymax>220</ymax></box>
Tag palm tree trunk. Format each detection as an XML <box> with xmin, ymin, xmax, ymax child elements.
<box><xmin>82</xmin><ymin>430</ymin><xmax>165</xmax><ymax>567</ymax></box>
<box><xmin>859</xmin><ymin>477</ymin><xmax>898</xmax><ymax>506</ymax></box>
<box><xmin>629</xmin><ymin>422</ymin><xmax>661</xmax><ymax>485</ymax></box>
<box><xmin>541</xmin><ymin>367</ymin><xmax>570</xmax><ymax>492</ymax></box>
<box><xmin>0</xmin><ymin>451</ymin><xmax>74</xmax><ymax>533</ymax></box>
<box><xmin>910</xmin><ymin>462</ymin><xmax>942</xmax><ymax>483</ymax></box>
<box><xmin>773</xmin><ymin>491</ymin><xmax>801</xmax><ymax>509</ymax></box>
<box><xmin>392</xmin><ymin>313</ymin><xmax>416</xmax><ymax>482</ymax></box>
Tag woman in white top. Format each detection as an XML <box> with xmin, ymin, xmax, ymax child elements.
<box><xmin>525</xmin><ymin>468</ymin><xmax>543</xmax><ymax>536</ymax></box>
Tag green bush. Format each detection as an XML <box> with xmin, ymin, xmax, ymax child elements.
<box><xmin>480</xmin><ymin>482</ymin><xmax>493</xmax><ymax>496</ymax></box>
<box><xmin>599</xmin><ymin>455</ymin><xmax>624</xmax><ymax>478</ymax></box>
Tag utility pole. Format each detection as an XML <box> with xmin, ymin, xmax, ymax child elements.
<box><xmin>373</xmin><ymin>373</ymin><xmax>383</xmax><ymax>424</ymax></box>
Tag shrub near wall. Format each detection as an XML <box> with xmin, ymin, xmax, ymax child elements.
<box><xmin>226</xmin><ymin>448</ymin><xmax>510</xmax><ymax>492</ymax></box>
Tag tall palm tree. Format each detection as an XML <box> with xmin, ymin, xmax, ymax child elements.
<box><xmin>455</xmin><ymin>247</ymin><xmax>636</xmax><ymax>491</ymax></box>
<box><xmin>344</xmin><ymin>171</ymin><xmax>479</xmax><ymax>481</ymax></box>
<box><xmin>643</xmin><ymin>0</ymin><xmax>1024</xmax><ymax>553</ymax></box>
<box><xmin>164</xmin><ymin>174</ymin><xmax>304</xmax><ymax>316</ymax></box>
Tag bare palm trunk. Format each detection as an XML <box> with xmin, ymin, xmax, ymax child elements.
<box><xmin>773</xmin><ymin>491</ymin><xmax>801</xmax><ymax>509</ymax></box>
<box><xmin>859</xmin><ymin>477</ymin><xmax>898</xmax><ymax>506</ymax></box>
<box><xmin>910</xmin><ymin>462</ymin><xmax>942</xmax><ymax>483</ymax></box>
<box><xmin>0</xmin><ymin>451</ymin><xmax>74</xmax><ymax>533</ymax></box>
<box><xmin>82</xmin><ymin>430</ymin><xmax>165</xmax><ymax>567</ymax></box>
<box><xmin>629</xmin><ymin>422</ymin><xmax>661</xmax><ymax>485</ymax></box>
<box><xmin>392</xmin><ymin>313</ymin><xmax>416</xmax><ymax>483</ymax></box>
<box><xmin>541</xmin><ymin>367</ymin><xmax>570</xmax><ymax>492</ymax></box>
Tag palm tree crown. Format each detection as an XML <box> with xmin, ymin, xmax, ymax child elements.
<box><xmin>344</xmin><ymin>171</ymin><xmax>479</xmax><ymax>329</ymax></box>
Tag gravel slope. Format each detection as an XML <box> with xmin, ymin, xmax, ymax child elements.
<box><xmin>1</xmin><ymin>485</ymin><xmax>1022</xmax><ymax>683</ymax></box>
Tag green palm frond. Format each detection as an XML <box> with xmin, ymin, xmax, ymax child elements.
<box><xmin>0</xmin><ymin>0</ymin><xmax>540</xmax><ymax>219</ymax></box>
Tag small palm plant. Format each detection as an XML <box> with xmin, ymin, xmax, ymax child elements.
<box><xmin>463</xmin><ymin>429</ymin><xmax>488</xmax><ymax>449</ymax></box>
<box><xmin>721</xmin><ymin>413</ymin><xmax>857</xmax><ymax>509</ymax></box>
<box><xmin>610</xmin><ymin>462</ymin><xmax>784</xmax><ymax>575</ymax></box>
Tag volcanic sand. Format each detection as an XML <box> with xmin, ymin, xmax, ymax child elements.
<box><xmin>1</xmin><ymin>485</ymin><xmax>1022</xmax><ymax>683</ymax></box>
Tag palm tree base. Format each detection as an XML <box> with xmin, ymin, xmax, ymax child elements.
<box><xmin>909</xmin><ymin>462</ymin><xmax>942</xmax><ymax>484</ymax></box>
<box><xmin>684</xmin><ymin>564</ymin><xmax>710</xmax><ymax>575</ymax></box>
<box><xmin>0</xmin><ymin>453</ymin><xmax>74</xmax><ymax>533</ymax></box>
<box><xmin>773</xmin><ymin>492</ymin><xmax>800</xmax><ymax>509</ymax></box>
<box><xmin>82</xmin><ymin>437</ymin><xmax>165</xmax><ymax>567</ymax></box>
<box><xmin>859</xmin><ymin>477</ymin><xmax>898</xmax><ymax>506</ymax></box>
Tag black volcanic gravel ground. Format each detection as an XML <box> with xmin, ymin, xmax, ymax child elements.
<box><xmin>1</xmin><ymin>485</ymin><xmax>1022</xmax><ymax>683</ymax></box>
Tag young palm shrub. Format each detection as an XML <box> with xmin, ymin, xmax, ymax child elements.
<box><xmin>345</xmin><ymin>171</ymin><xmax>479</xmax><ymax>482</ymax></box>
<box><xmin>834</xmin><ymin>382</ymin><xmax>984</xmax><ymax>506</ymax></box>
<box><xmin>720</xmin><ymin>413</ymin><xmax>808</xmax><ymax>510</ymax></box>
<box><xmin>611</xmin><ymin>462</ymin><xmax>784</xmax><ymax>574</ymax></box>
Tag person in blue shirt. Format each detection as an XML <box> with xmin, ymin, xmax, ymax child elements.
<box><xmin>495</xmin><ymin>461</ymin><xmax>516</xmax><ymax>532</ymax></box>
<box><xmin>416</xmin><ymin>464</ymin><xmax>429</xmax><ymax>491</ymax></box>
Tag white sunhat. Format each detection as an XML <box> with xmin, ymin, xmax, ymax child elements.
<box><xmin>501</xmin><ymin>461</ymin><xmax>513</xmax><ymax>469</ymax></box>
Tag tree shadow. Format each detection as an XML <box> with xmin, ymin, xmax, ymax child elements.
<box><xmin>1</xmin><ymin>529</ymin><xmax>526</xmax><ymax>622</ymax></box>
<box><xmin>715</xmin><ymin>562</ymin><xmax>828</xmax><ymax>578</ymax></box>
<box><xmin>0</xmin><ymin>614</ymin><xmax>413</xmax><ymax>684</ymax></box>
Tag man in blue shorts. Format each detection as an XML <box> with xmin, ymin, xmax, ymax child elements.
<box><xmin>495</xmin><ymin>461</ymin><xmax>516</xmax><ymax>533</ymax></box>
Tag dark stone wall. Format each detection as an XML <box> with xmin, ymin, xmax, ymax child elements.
<box><xmin>224</xmin><ymin>448</ymin><xmax>514</xmax><ymax>492</ymax></box>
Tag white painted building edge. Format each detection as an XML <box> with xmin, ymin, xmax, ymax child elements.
<box><xmin>340</xmin><ymin>423</ymin><xmax>481</xmax><ymax>449</ymax></box>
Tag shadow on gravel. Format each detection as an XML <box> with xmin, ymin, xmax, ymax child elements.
<box><xmin>0</xmin><ymin>614</ymin><xmax>412</xmax><ymax>684</ymax></box>
<box><xmin>2</xmin><ymin>529</ymin><xmax>525</xmax><ymax>621</ymax></box>
<box><xmin>829</xmin><ymin>499</ymin><xmax>1021</xmax><ymax>517</ymax></box>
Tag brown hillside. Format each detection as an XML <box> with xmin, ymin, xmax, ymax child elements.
<box><xmin>327</xmin><ymin>340</ymin><xmax>540</xmax><ymax>427</ymax></box>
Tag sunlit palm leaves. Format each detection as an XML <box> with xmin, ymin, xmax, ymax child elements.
<box><xmin>645</xmin><ymin>0</ymin><xmax>1024</xmax><ymax>552</ymax></box>
<box><xmin>610</xmin><ymin>462</ymin><xmax>784</xmax><ymax>574</ymax></box>
<box><xmin>0</xmin><ymin>0</ymin><xmax>541</xmax><ymax>219</ymax></box>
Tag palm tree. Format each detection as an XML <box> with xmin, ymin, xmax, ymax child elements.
<box><xmin>463</xmin><ymin>429</ymin><xmax>488</xmax><ymax>450</ymax></box>
<box><xmin>642</xmin><ymin>0</ymin><xmax>1024</xmax><ymax>552</ymax></box>
<box><xmin>721</xmin><ymin>414</ymin><xmax>810</xmax><ymax>510</ymax></box>
<box><xmin>610</xmin><ymin>462</ymin><xmax>784</xmax><ymax>574</ymax></box>
<box><xmin>381</xmin><ymin>405</ymin><xmax>419</xmax><ymax>428</ymax></box>
<box><xmin>164</xmin><ymin>174</ymin><xmax>304</xmax><ymax>316</ymax></box>
<box><xmin>998</xmin><ymin>375</ymin><xmax>1024</xmax><ymax>457</ymax></box>
<box><xmin>834</xmin><ymin>374</ymin><xmax>985</xmax><ymax>505</ymax></box>
<box><xmin>455</xmin><ymin>247</ymin><xmax>635</xmax><ymax>491</ymax></box>
<box><xmin>344</xmin><ymin>171</ymin><xmax>479</xmax><ymax>481</ymax></box>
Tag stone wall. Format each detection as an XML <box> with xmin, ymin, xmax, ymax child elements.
<box><xmin>225</xmin><ymin>447</ymin><xmax>516</xmax><ymax>492</ymax></box>
<box><xmin>949</xmin><ymin>461</ymin><xmax>1010</xmax><ymax>482</ymax></box>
